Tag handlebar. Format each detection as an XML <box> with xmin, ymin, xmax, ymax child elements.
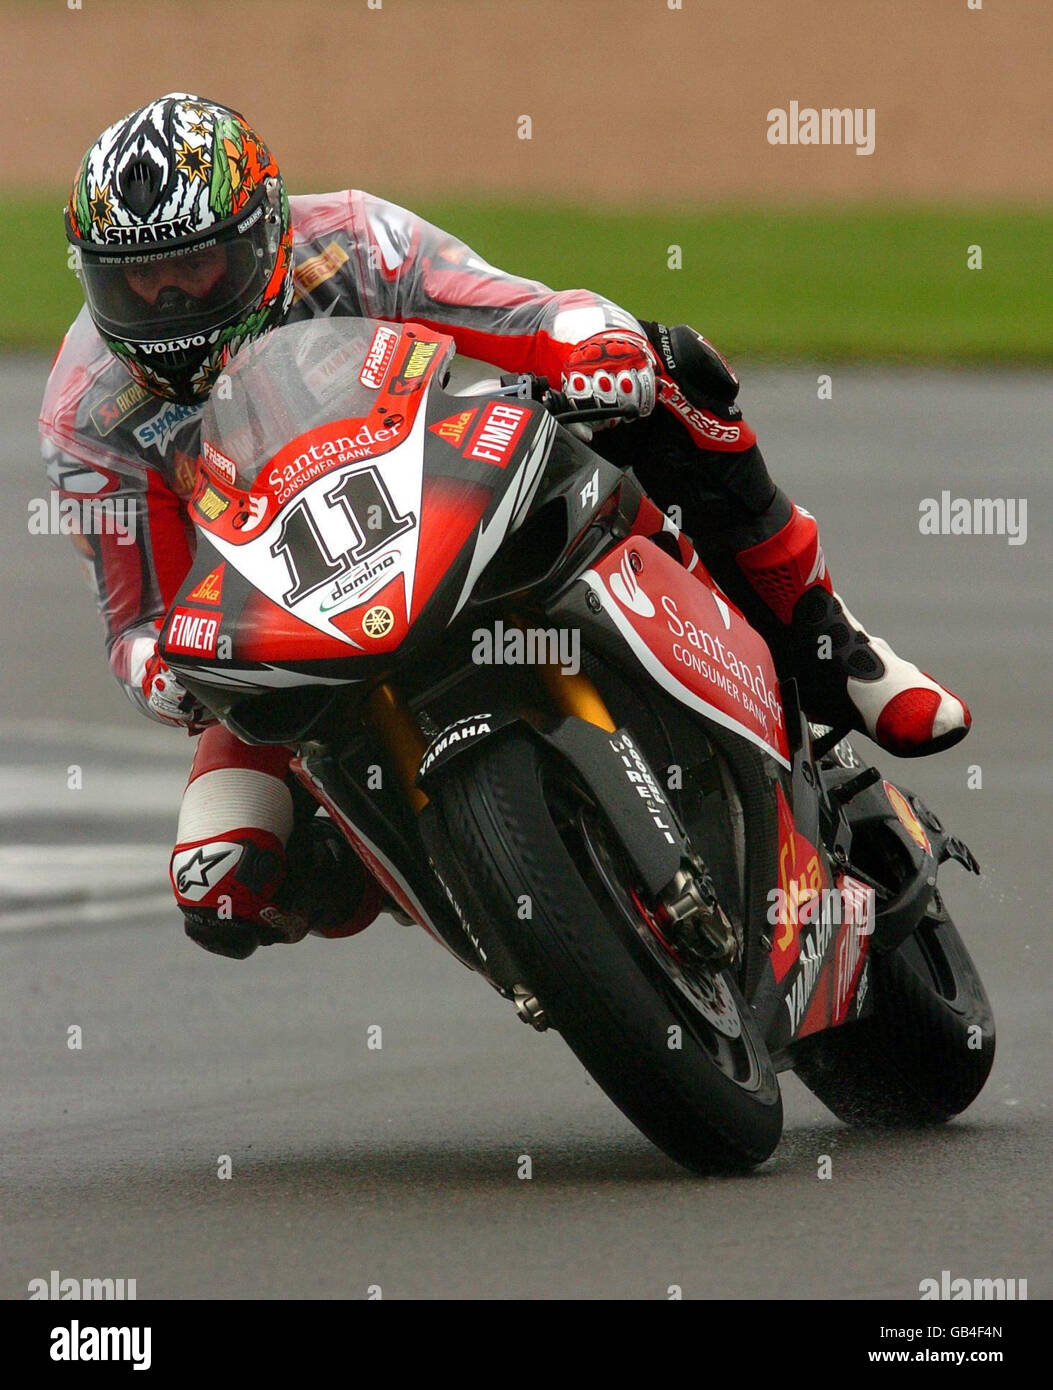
<box><xmin>497</xmin><ymin>373</ymin><xmax>640</xmax><ymax>427</ymax></box>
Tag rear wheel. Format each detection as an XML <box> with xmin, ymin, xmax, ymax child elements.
<box><xmin>424</xmin><ymin>732</ymin><xmax>782</xmax><ymax>1173</ymax></box>
<box><xmin>792</xmin><ymin>900</ymin><xmax>995</xmax><ymax>1125</ymax></box>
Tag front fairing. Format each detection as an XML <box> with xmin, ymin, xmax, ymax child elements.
<box><xmin>160</xmin><ymin>318</ymin><xmax>559</xmax><ymax>716</ymax></box>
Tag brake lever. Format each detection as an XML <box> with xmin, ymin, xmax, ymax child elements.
<box><xmin>547</xmin><ymin>401</ymin><xmax>641</xmax><ymax>426</ymax></box>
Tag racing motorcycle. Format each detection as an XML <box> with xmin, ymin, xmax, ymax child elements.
<box><xmin>161</xmin><ymin>317</ymin><xmax>995</xmax><ymax>1173</ymax></box>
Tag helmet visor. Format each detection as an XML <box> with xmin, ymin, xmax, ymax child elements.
<box><xmin>77</xmin><ymin>211</ymin><xmax>276</xmax><ymax>344</ymax></box>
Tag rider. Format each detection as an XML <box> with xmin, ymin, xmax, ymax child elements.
<box><xmin>41</xmin><ymin>93</ymin><xmax>971</xmax><ymax>960</ymax></box>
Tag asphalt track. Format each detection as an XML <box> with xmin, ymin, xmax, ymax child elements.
<box><xmin>0</xmin><ymin>357</ymin><xmax>1049</xmax><ymax>1301</ymax></box>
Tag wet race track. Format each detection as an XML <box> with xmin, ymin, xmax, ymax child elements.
<box><xmin>1</xmin><ymin>358</ymin><xmax>1049</xmax><ymax>1300</ymax></box>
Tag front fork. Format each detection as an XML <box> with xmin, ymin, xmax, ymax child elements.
<box><xmin>366</xmin><ymin>639</ymin><xmax>736</xmax><ymax>972</ymax></box>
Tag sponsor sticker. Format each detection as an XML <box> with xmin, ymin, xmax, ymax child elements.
<box><xmin>265</xmin><ymin>421</ymin><xmax>403</xmax><ymax>504</ymax></box>
<box><xmin>358</xmin><ymin>324</ymin><xmax>400</xmax><ymax>388</ymax></box>
<box><xmin>429</xmin><ymin>408</ymin><xmax>477</xmax><ymax>446</ymax></box>
<box><xmin>90</xmin><ymin>381</ymin><xmax>150</xmax><ymax>436</ymax></box>
<box><xmin>172</xmin><ymin>449</ymin><xmax>198</xmax><ymax>498</ymax></box>
<box><xmin>186</xmin><ymin>564</ymin><xmax>225</xmax><ymax>605</ymax></box>
<box><xmin>166</xmin><ymin>606</ymin><xmax>222</xmax><ymax>657</ymax></box>
<box><xmin>292</xmin><ymin>240</ymin><xmax>350</xmax><ymax>299</ymax></box>
<box><xmin>133</xmin><ymin>400</ymin><xmax>202</xmax><ymax>452</ymax></box>
<box><xmin>202</xmin><ymin>439</ymin><xmax>237</xmax><ymax>486</ymax></box>
<box><xmin>195</xmin><ymin>486</ymin><xmax>230</xmax><ymax>521</ymax></box>
<box><xmin>232</xmin><ymin>495</ymin><xmax>268</xmax><ymax>533</ymax></box>
<box><xmin>883</xmin><ymin>782</ymin><xmax>932</xmax><ymax>854</ymax></box>
<box><xmin>103</xmin><ymin>216</ymin><xmax>195</xmax><ymax>244</ymax></box>
<box><xmin>833</xmin><ymin>875</ymin><xmax>875</xmax><ymax>1023</ymax></box>
<box><xmin>420</xmin><ymin>714</ymin><xmax>494</xmax><ymax>778</ymax></box>
<box><xmin>463</xmin><ymin>402</ymin><xmax>530</xmax><ymax>467</ymax></box>
<box><xmin>389</xmin><ymin>339</ymin><xmax>438</xmax><ymax>393</ymax></box>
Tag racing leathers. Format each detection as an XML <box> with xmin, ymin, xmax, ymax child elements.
<box><xmin>39</xmin><ymin>189</ymin><xmax>970</xmax><ymax>959</ymax></box>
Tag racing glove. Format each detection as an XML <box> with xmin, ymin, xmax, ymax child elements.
<box><xmin>142</xmin><ymin>648</ymin><xmax>216</xmax><ymax>733</ymax></box>
<box><xmin>561</xmin><ymin>330</ymin><xmax>658</xmax><ymax>429</ymax></box>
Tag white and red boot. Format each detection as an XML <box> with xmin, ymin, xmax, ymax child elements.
<box><xmin>734</xmin><ymin>504</ymin><xmax>971</xmax><ymax>758</ymax></box>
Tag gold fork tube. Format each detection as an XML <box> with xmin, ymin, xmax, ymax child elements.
<box><xmin>536</xmin><ymin>662</ymin><xmax>617</xmax><ymax>733</ymax></box>
<box><xmin>367</xmin><ymin>682</ymin><xmax>429</xmax><ymax>812</ymax></box>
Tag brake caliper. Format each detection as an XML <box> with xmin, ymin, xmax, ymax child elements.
<box><xmin>657</xmin><ymin>858</ymin><xmax>739</xmax><ymax>970</ymax></box>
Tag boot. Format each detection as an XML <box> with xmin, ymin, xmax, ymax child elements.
<box><xmin>733</xmin><ymin>504</ymin><xmax>971</xmax><ymax>757</ymax></box>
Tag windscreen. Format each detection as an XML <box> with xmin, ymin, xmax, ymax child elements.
<box><xmin>201</xmin><ymin>318</ymin><xmax>404</xmax><ymax>490</ymax></box>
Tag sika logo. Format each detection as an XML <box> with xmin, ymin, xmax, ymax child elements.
<box><xmin>429</xmin><ymin>409</ymin><xmax>477</xmax><ymax>446</ymax></box>
<box><xmin>186</xmin><ymin>565</ymin><xmax>225</xmax><ymax>605</ymax></box>
<box><xmin>359</xmin><ymin>324</ymin><xmax>400</xmax><ymax>388</ymax></box>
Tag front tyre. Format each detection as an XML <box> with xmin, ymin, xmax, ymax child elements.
<box><xmin>424</xmin><ymin>732</ymin><xmax>782</xmax><ymax>1174</ymax></box>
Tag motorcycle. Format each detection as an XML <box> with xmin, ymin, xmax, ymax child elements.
<box><xmin>161</xmin><ymin>316</ymin><xmax>995</xmax><ymax>1172</ymax></box>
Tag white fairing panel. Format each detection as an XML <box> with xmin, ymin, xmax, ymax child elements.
<box><xmin>205</xmin><ymin>382</ymin><xmax>435</xmax><ymax>646</ymax></box>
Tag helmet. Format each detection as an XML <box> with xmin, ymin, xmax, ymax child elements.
<box><xmin>66</xmin><ymin>92</ymin><xmax>293</xmax><ymax>403</ymax></box>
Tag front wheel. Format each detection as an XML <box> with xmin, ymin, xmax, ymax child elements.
<box><xmin>792</xmin><ymin>902</ymin><xmax>995</xmax><ymax>1125</ymax></box>
<box><xmin>423</xmin><ymin>732</ymin><xmax>782</xmax><ymax>1174</ymax></box>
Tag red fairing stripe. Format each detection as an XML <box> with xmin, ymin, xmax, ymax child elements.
<box><xmin>289</xmin><ymin>758</ymin><xmax>448</xmax><ymax>949</ymax></box>
<box><xmin>627</xmin><ymin>493</ymin><xmax>699</xmax><ymax>568</ymax></box>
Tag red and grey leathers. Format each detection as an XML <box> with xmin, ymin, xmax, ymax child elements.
<box><xmin>39</xmin><ymin>190</ymin><xmax>970</xmax><ymax>958</ymax></box>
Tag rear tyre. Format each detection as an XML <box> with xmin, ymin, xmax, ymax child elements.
<box><xmin>425</xmin><ymin>731</ymin><xmax>782</xmax><ymax>1173</ymax></box>
<box><xmin>792</xmin><ymin>903</ymin><xmax>995</xmax><ymax>1125</ymax></box>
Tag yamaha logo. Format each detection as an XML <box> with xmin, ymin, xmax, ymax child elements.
<box><xmin>362</xmin><ymin>605</ymin><xmax>394</xmax><ymax>638</ymax></box>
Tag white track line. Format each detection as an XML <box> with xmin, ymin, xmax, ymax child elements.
<box><xmin>0</xmin><ymin>893</ymin><xmax>175</xmax><ymax>935</ymax></box>
<box><xmin>0</xmin><ymin>717</ymin><xmax>195</xmax><ymax>760</ymax></box>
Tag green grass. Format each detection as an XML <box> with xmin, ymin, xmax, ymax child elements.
<box><xmin>3</xmin><ymin>194</ymin><xmax>1049</xmax><ymax>363</ymax></box>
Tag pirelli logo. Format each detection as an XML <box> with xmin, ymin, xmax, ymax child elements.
<box><xmin>292</xmin><ymin>241</ymin><xmax>350</xmax><ymax>300</ymax></box>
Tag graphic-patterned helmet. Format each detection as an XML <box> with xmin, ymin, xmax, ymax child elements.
<box><xmin>66</xmin><ymin>93</ymin><xmax>293</xmax><ymax>403</ymax></box>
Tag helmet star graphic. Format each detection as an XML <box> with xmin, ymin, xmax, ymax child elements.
<box><xmin>88</xmin><ymin>181</ymin><xmax>114</xmax><ymax>230</ymax></box>
<box><xmin>175</xmin><ymin>139</ymin><xmax>209</xmax><ymax>184</ymax></box>
<box><xmin>176</xmin><ymin>844</ymin><xmax>236</xmax><ymax>893</ymax></box>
